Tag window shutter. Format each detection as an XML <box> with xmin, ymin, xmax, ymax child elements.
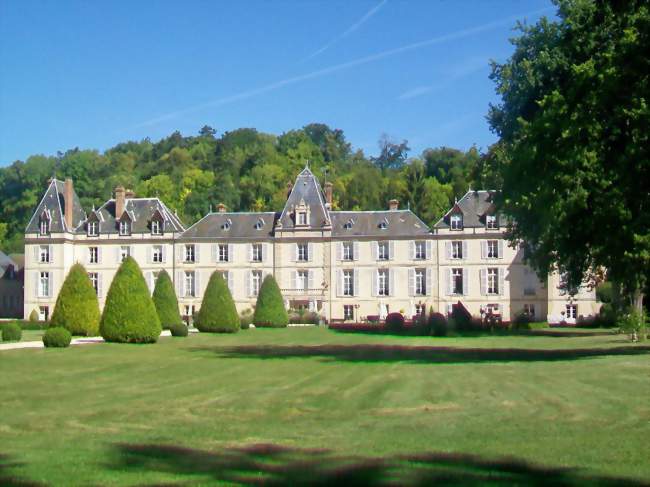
<box><xmin>262</xmin><ymin>243</ymin><xmax>267</xmax><ymax>263</ymax></box>
<box><xmin>195</xmin><ymin>271</ymin><xmax>201</xmax><ymax>298</ymax></box>
<box><xmin>97</xmin><ymin>273</ymin><xmax>103</xmax><ymax>298</ymax></box>
<box><xmin>161</xmin><ymin>246</ymin><xmax>167</xmax><ymax>264</ymax></box>
<box><xmin>33</xmin><ymin>271</ymin><xmax>39</xmax><ymax>298</ymax></box>
<box><xmin>372</xmin><ymin>270</ymin><xmax>378</xmax><ymax>297</ymax></box>
<box><xmin>498</xmin><ymin>268</ymin><xmax>505</xmax><ymax>295</ymax></box>
<box><xmin>353</xmin><ymin>241</ymin><xmax>359</xmax><ymax>261</ymax></box>
<box><xmin>445</xmin><ymin>242</ymin><xmax>451</xmax><ymax>260</ymax></box>
<box><xmin>97</xmin><ymin>247</ymin><xmax>102</xmax><ymax>264</ymax></box>
<box><xmin>408</xmin><ymin>268</ymin><xmax>415</xmax><ymax>296</ymax></box>
<box><xmin>336</xmin><ymin>269</ymin><xmax>342</xmax><ymax>297</ymax></box>
<box><xmin>353</xmin><ymin>270</ymin><xmax>359</xmax><ymax>297</ymax></box>
<box><xmin>337</xmin><ymin>242</ymin><xmax>343</xmax><ymax>261</ymax></box>
<box><xmin>426</xmin><ymin>241</ymin><xmax>432</xmax><ymax>260</ymax></box>
<box><xmin>308</xmin><ymin>271</ymin><xmax>314</xmax><ymax>290</ymax></box>
<box><xmin>308</xmin><ymin>242</ymin><xmax>313</xmax><ymax>262</ymax></box>
<box><xmin>86</xmin><ymin>247</ymin><xmax>91</xmax><ymax>265</ymax></box>
<box><xmin>227</xmin><ymin>272</ymin><xmax>234</xmax><ymax>296</ymax></box>
<box><xmin>248</xmin><ymin>244</ymin><xmax>253</xmax><ymax>262</ymax></box>
<box><xmin>228</xmin><ymin>244</ymin><xmax>234</xmax><ymax>262</ymax></box>
<box><xmin>481</xmin><ymin>241</ymin><xmax>486</xmax><ymax>260</ymax></box>
<box><xmin>426</xmin><ymin>268</ymin><xmax>432</xmax><ymax>295</ymax></box>
<box><xmin>48</xmin><ymin>245</ymin><xmax>53</xmax><ymax>264</ymax></box>
<box><xmin>292</xmin><ymin>271</ymin><xmax>297</xmax><ymax>291</ymax></box>
<box><xmin>177</xmin><ymin>245</ymin><xmax>184</xmax><ymax>263</ymax></box>
<box><xmin>176</xmin><ymin>271</ymin><xmax>184</xmax><ymax>297</ymax></box>
<box><xmin>147</xmin><ymin>271</ymin><xmax>154</xmax><ymax>294</ymax></box>
<box><xmin>389</xmin><ymin>241</ymin><xmax>395</xmax><ymax>260</ymax></box>
<box><xmin>462</xmin><ymin>241</ymin><xmax>468</xmax><ymax>260</ymax></box>
<box><xmin>195</xmin><ymin>245</ymin><xmax>200</xmax><ymax>263</ymax></box>
<box><xmin>292</xmin><ymin>243</ymin><xmax>297</xmax><ymax>262</ymax></box>
<box><xmin>115</xmin><ymin>246</ymin><xmax>121</xmax><ymax>263</ymax></box>
<box><xmin>33</xmin><ymin>246</ymin><xmax>39</xmax><ymax>263</ymax></box>
<box><xmin>212</xmin><ymin>244</ymin><xmax>218</xmax><ymax>263</ymax></box>
<box><xmin>147</xmin><ymin>247</ymin><xmax>152</xmax><ymax>264</ymax></box>
<box><xmin>371</xmin><ymin>241</ymin><xmax>378</xmax><ymax>260</ymax></box>
<box><xmin>445</xmin><ymin>268</ymin><xmax>451</xmax><ymax>295</ymax></box>
<box><xmin>389</xmin><ymin>269</ymin><xmax>395</xmax><ymax>296</ymax></box>
<box><xmin>462</xmin><ymin>268</ymin><xmax>469</xmax><ymax>296</ymax></box>
<box><xmin>480</xmin><ymin>269</ymin><xmax>487</xmax><ymax>295</ymax></box>
<box><xmin>498</xmin><ymin>240</ymin><xmax>504</xmax><ymax>259</ymax></box>
<box><xmin>246</xmin><ymin>271</ymin><xmax>252</xmax><ymax>297</ymax></box>
<box><xmin>410</xmin><ymin>241</ymin><xmax>415</xmax><ymax>260</ymax></box>
<box><xmin>48</xmin><ymin>273</ymin><xmax>54</xmax><ymax>298</ymax></box>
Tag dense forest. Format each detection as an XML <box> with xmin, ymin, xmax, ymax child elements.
<box><xmin>0</xmin><ymin>123</ymin><xmax>493</xmax><ymax>253</ymax></box>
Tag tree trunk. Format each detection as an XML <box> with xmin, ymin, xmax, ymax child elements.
<box><xmin>633</xmin><ymin>291</ymin><xmax>645</xmax><ymax>315</ymax></box>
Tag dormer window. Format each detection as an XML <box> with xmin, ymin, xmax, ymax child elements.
<box><xmin>343</xmin><ymin>219</ymin><xmax>354</xmax><ymax>230</ymax></box>
<box><xmin>378</xmin><ymin>218</ymin><xmax>389</xmax><ymax>230</ymax></box>
<box><xmin>450</xmin><ymin>214</ymin><xmax>463</xmax><ymax>230</ymax></box>
<box><xmin>255</xmin><ymin>218</ymin><xmax>264</xmax><ymax>230</ymax></box>
<box><xmin>297</xmin><ymin>212</ymin><xmax>307</xmax><ymax>225</ymax></box>
<box><xmin>151</xmin><ymin>219</ymin><xmax>162</xmax><ymax>235</ymax></box>
<box><xmin>39</xmin><ymin>218</ymin><xmax>50</xmax><ymax>236</ymax></box>
<box><xmin>87</xmin><ymin>221</ymin><xmax>99</xmax><ymax>237</ymax></box>
<box><xmin>486</xmin><ymin>214</ymin><xmax>498</xmax><ymax>230</ymax></box>
<box><xmin>293</xmin><ymin>199</ymin><xmax>310</xmax><ymax>227</ymax></box>
<box><xmin>222</xmin><ymin>219</ymin><xmax>232</xmax><ymax>231</ymax></box>
<box><xmin>119</xmin><ymin>220</ymin><xmax>131</xmax><ymax>236</ymax></box>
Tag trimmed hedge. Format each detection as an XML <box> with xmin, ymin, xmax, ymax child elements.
<box><xmin>385</xmin><ymin>312</ymin><xmax>405</xmax><ymax>332</ymax></box>
<box><xmin>100</xmin><ymin>257</ymin><xmax>161</xmax><ymax>343</ymax></box>
<box><xmin>169</xmin><ymin>322</ymin><xmax>189</xmax><ymax>337</ymax></box>
<box><xmin>195</xmin><ymin>271</ymin><xmax>240</xmax><ymax>333</ymax></box>
<box><xmin>50</xmin><ymin>263</ymin><xmax>101</xmax><ymax>336</ymax></box>
<box><xmin>1</xmin><ymin>322</ymin><xmax>22</xmax><ymax>342</ymax></box>
<box><xmin>152</xmin><ymin>269</ymin><xmax>182</xmax><ymax>330</ymax></box>
<box><xmin>43</xmin><ymin>327</ymin><xmax>72</xmax><ymax>348</ymax></box>
<box><xmin>253</xmin><ymin>275</ymin><xmax>288</xmax><ymax>328</ymax></box>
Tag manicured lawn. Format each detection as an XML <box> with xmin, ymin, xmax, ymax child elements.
<box><xmin>1</xmin><ymin>327</ymin><xmax>649</xmax><ymax>485</ymax></box>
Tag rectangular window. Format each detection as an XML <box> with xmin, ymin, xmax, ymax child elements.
<box><xmin>452</xmin><ymin>268</ymin><xmax>463</xmax><ymax>295</ymax></box>
<box><xmin>152</xmin><ymin>245</ymin><xmax>163</xmax><ymax>263</ymax></box>
<box><xmin>524</xmin><ymin>304</ymin><xmax>536</xmax><ymax>319</ymax></box>
<box><xmin>151</xmin><ymin>220</ymin><xmax>162</xmax><ymax>235</ymax></box>
<box><xmin>39</xmin><ymin>271</ymin><xmax>50</xmax><ymax>297</ymax></box>
<box><xmin>119</xmin><ymin>220</ymin><xmax>131</xmax><ymax>236</ymax></box>
<box><xmin>88</xmin><ymin>272</ymin><xmax>99</xmax><ymax>295</ymax></box>
<box><xmin>120</xmin><ymin>246</ymin><xmax>130</xmax><ymax>262</ymax></box>
<box><xmin>487</xmin><ymin>268</ymin><xmax>499</xmax><ymax>295</ymax></box>
<box><xmin>487</xmin><ymin>240</ymin><xmax>499</xmax><ymax>259</ymax></box>
<box><xmin>378</xmin><ymin>269</ymin><xmax>389</xmax><ymax>296</ymax></box>
<box><xmin>415</xmin><ymin>269</ymin><xmax>426</xmax><ymax>296</ymax></box>
<box><xmin>414</xmin><ymin>241</ymin><xmax>426</xmax><ymax>260</ymax></box>
<box><xmin>566</xmin><ymin>304</ymin><xmax>577</xmax><ymax>320</ymax></box>
<box><xmin>184</xmin><ymin>271</ymin><xmax>196</xmax><ymax>297</ymax></box>
<box><xmin>218</xmin><ymin>244</ymin><xmax>229</xmax><ymax>262</ymax></box>
<box><xmin>185</xmin><ymin>244</ymin><xmax>195</xmax><ymax>263</ymax></box>
<box><xmin>251</xmin><ymin>244</ymin><xmax>263</xmax><ymax>262</ymax></box>
<box><xmin>298</xmin><ymin>212</ymin><xmax>307</xmax><ymax>225</ymax></box>
<box><xmin>39</xmin><ymin>245</ymin><xmax>50</xmax><ymax>263</ymax></box>
<box><xmin>87</xmin><ymin>221</ymin><xmax>98</xmax><ymax>237</ymax></box>
<box><xmin>451</xmin><ymin>241</ymin><xmax>463</xmax><ymax>259</ymax></box>
<box><xmin>343</xmin><ymin>269</ymin><xmax>354</xmax><ymax>296</ymax></box>
<box><xmin>342</xmin><ymin>242</ymin><xmax>353</xmax><ymax>261</ymax></box>
<box><xmin>40</xmin><ymin>219</ymin><xmax>49</xmax><ymax>235</ymax></box>
<box><xmin>343</xmin><ymin>305</ymin><xmax>354</xmax><ymax>321</ymax></box>
<box><xmin>297</xmin><ymin>243</ymin><xmax>309</xmax><ymax>262</ymax></box>
<box><xmin>183</xmin><ymin>305</ymin><xmax>195</xmax><ymax>319</ymax></box>
<box><xmin>89</xmin><ymin>247</ymin><xmax>98</xmax><ymax>264</ymax></box>
<box><xmin>486</xmin><ymin>215</ymin><xmax>498</xmax><ymax>229</ymax></box>
<box><xmin>39</xmin><ymin>305</ymin><xmax>49</xmax><ymax>321</ymax></box>
<box><xmin>297</xmin><ymin>270</ymin><xmax>309</xmax><ymax>291</ymax></box>
<box><xmin>377</xmin><ymin>242</ymin><xmax>389</xmax><ymax>260</ymax></box>
<box><xmin>450</xmin><ymin>214</ymin><xmax>463</xmax><ymax>230</ymax></box>
<box><xmin>251</xmin><ymin>270</ymin><xmax>262</xmax><ymax>296</ymax></box>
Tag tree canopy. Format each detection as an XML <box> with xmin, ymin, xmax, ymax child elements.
<box><xmin>487</xmin><ymin>0</ymin><xmax>649</xmax><ymax>309</ymax></box>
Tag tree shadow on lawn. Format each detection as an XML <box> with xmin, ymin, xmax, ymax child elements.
<box><xmin>187</xmin><ymin>343</ymin><xmax>650</xmax><ymax>365</ymax></box>
<box><xmin>109</xmin><ymin>442</ymin><xmax>648</xmax><ymax>486</ymax></box>
<box><xmin>0</xmin><ymin>454</ymin><xmax>43</xmax><ymax>487</ymax></box>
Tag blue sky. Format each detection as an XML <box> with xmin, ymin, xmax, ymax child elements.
<box><xmin>0</xmin><ymin>0</ymin><xmax>555</xmax><ymax>166</ymax></box>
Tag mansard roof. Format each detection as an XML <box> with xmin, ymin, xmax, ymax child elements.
<box><xmin>181</xmin><ymin>212</ymin><xmax>277</xmax><ymax>239</ymax></box>
<box><xmin>434</xmin><ymin>190</ymin><xmax>500</xmax><ymax>229</ymax></box>
<box><xmin>330</xmin><ymin>210</ymin><xmax>430</xmax><ymax>237</ymax></box>
<box><xmin>94</xmin><ymin>198</ymin><xmax>185</xmax><ymax>234</ymax></box>
<box><xmin>25</xmin><ymin>179</ymin><xmax>86</xmax><ymax>233</ymax></box>
<box><xmin>278</xmin><ymin>167</ymin><xmax>330</xmax><ymax>229</ymax></box>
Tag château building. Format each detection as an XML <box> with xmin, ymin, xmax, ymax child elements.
<box><xmin>23</xmin><ymin>167</ymin><xmax>599</xmax><ymax>323</ymax></box>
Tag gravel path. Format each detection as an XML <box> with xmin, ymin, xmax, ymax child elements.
<box><xmin>0</xmin><ymin>329</ymin><xmax>175</xmax><ymax>351</ymax></box>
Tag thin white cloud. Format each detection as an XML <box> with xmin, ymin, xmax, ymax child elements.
<box><xmin>131</xmin><ymin>6</ymin><xmax>553</xmax><ymax>130</ymax></box>
<box><xmin>305</xmin><ymin>0</ymin><xmax>388</xmax><ymax>61</ymax></box>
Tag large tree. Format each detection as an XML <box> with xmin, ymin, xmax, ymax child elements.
<box><xmin>488</xmin><ymin>0</ymin><xmax>649</xmax><ymax>311</ymax></box>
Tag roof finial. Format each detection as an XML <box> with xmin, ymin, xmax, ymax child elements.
<box><xmin>407</xmin><ymin>201</ymin><xmax>411</xmax><ymax>210</ymax></box>
<box><xmin>209</xmin><ymin>204</ymin><xmax>213</xmax><ymax>213</ymax></box>
<box><xmin>305</xmin><ymin>159</ymin><xmax>310</xmax><ymax>170</ymax></box>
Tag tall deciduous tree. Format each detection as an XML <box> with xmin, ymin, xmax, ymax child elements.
<box><xmin>488</xmin><ymin>1</ymin><xmax>649</xmax><ymax>311</ymax></box>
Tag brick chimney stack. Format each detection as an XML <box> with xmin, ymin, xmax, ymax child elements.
<box><xmin>217</xmin><ymin>203</ymin><xmax>227</xmax><ymax>213</ymax></box>
<box><xmin>388</xmin><ymin>199</ymin><xmax>399</xmax><ymax>211</ymax></box>
<box><xmin>64</xmin><ymin>178</ymin><xmax>74</xmax><ymax>230</ymax></box>
<box><xmin>115</xmin><ymin>186</ymin><xmax>126</xmax><ymax>217</ymax></box>
<box><xmin>324</xmin><ymin>182</ymin><xmax>333</xmax><ymax>209</ymax></box>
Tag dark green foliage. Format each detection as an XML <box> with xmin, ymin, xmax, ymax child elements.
<box><xmin>239</xmin><ymin>308</ymin><xmax>253</xmax><ymax>330</ymax></box>
<box><xmin>413</xmin><ymin>309</ymin><xmax>430</xmax><ymax>336</ymax></box>
<box><xmin>100</xmin><ymin>257</ymin><xmax>161</xmax><ymax>343</ymax></box>
<box><xmin>168</xmin><ymin>322</ymin><xmax>189</xmax><ymax>337</ymax></box>
<box><xmin>429</xmin><ymin>312</ymin><xmax>448</xmax><ymax>336</ymax></box>
<box><xmin>43</xmin><ymin>327</ymin><xmax>72</xmax><ymax>348</ymax></box>
<box><xmin>513</xmin><ymin>312</ymin><xmax>532</xmax><ymax>330</ymax></box>
<box><xmin>50</xmin><ymin>263</ymin><xmax>100</xmax><ymax>336</ymax></box>
<box><xmin>385</xmin><ymin>312</ymin><xmax>404</xmax><ymax>332</ymax></box>
<box><xmin>289</xmin><ymin>310</ymin><xmax>320</xmax><ymax>325</ymax></box>
<box><xmin>152</xmin><ymin>270</ymin><xmax>182</xmax><ymax>330</ymax></box>
<box><xmin>1</xmin><ymin>322</ymin><xmax>21</xmax><ymax>341</ymax></box>
<box><xmin>253</xmin><ymin>275</ymin><xmax>288</xmax><ymax>328</ymax></box>
<box><xmin>195</xmin><ymin>271</ymin><xmax>239</xmax><ymax>333</ymax></box>
<box><xmin>28</xmin><ymin>309</ymin><xmax>39</xmax><ymax>323</ymax></box>
<box><xmin>451</xmin><ymin>303</ymin><xmax>472</xmax><ymax>332</ymax></box>
<box><xmin>1</xmin><ymin>319</ymin><xmax>46</xmax><ymax>330</ymax></box>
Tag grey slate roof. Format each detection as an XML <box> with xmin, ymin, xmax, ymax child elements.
<box><xmin>331</xmin><ymin>210</ymin><xmax>430</xmax><ymax>237</ymax></box>
<box><xmin>93</xmin><ymin>198</ymin><xmax>185</xmax><ymax>234</ymax></box>
<box><xmin>181</xmin><ymin>212</ymin><xmax>277</xmax><ymax>239</ymax></box>
<box><xmin>278</xmin><ymin>167</ymin><xmax>330</xmax><ymax>229</ymax></box>
<box><xmin>25</xmin><ymin>179</ymin><xmax>86</xmax><ymax>233</ymax></box>
<box><xmin>0</xmin><ymin>251</ymin><xmax>15</xmax><ymax>273</ymax></box>
<box><xmin>434</xmin><ymin>190</ymin><xmax>499</xmax><ymax>229</ymax></box>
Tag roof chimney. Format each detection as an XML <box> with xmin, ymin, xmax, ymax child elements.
<box><xmin>217</xmin><ymin>203</ymin><xmax>227</xmax><ymax>213</ymax></box>
<box><xmin>324</xmin><ymin>182</ymin><xmax>333</xmax><ymax>209</ymax></box>
<box><xmin>286</xmin><ymin>181</ymin><xmax>293</xmax><ymax>198</ymax></box>
<box><xmin>115</xmin><ymin>186</ymin><xmax>125</xmax><ymax>218</ymax></box>
<box><xmin>64</xmin><ymin>178</ymin><xmax>74</xmax><ymax>230</ymax></box>
<box><xmin>125</xmin><ymin>189</ymin><xmax>135</xmax><ymax>199</ymax></box>
<box><xmin>388</xmin><ymin>199</ymin><xmax>399</xmax><ymax>211</ymax></box>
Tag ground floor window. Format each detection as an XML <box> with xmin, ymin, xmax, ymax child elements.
<box><xmin>485</xmin><ymin>303</ymin><xmax>500</xmax><ymax>315</ymax></box>
<box><xmin>88</xmin><ymin>272</ymin><xmax>99</xmax><ymax>295</ymax></box>
<box><xmin>343</xmin><ymin>305</ymin><xmax>354</xmax><ymax>321</ymax></box>
<box><xmin>183</xmin><ymin>305</ymin><xmax>196</xmax><ymax>323</ymax></box>
<box><xmin>565</xmin><ymin>304</ymin><xmax>577</xmax><ymax>320</ymax></box>
<box><xmin>524</xmin><ymin>303</ymin><xmax>536</xmax><ymax>319</ymax></box>
<box><xmin>184</xmin><ymin>271</ymin><xmax>196</xmax><ymax>297</ymax></box>
<box><xmin>452</xmin><ymin>268</ymin><xmax>463</xmax><ymax>295</ymax></box>
<box><xmin>39</xmin><ymin>271</ymin><xmax>50</xmax><ymax>297</ymax></box>
<box><xmin>39</xmin><ymin>305</ymin><xmax>49</xmax><ymax>322</ymax></box>
<box><xmin>415</xmin><ymin>303</ymin><xmax>426</xmax><ymax>316</ymax></box>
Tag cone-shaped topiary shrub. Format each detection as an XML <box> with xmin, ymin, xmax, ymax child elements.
<box><xmin>100</xmin><ymin>257</ymin><xmax>161</xmax><ymax>343</ymax></box>
<box><xmin>253</xmin><ymin>275</ymin><xmax>288</xmax><ymax>328</ymax></box>
<box><xmin>43</xmin><ymin>327</ymin><xmax>72</xmax><ymax>348</ymax></box>
<box><xmin>195</xmin><ymin>271</ymin><xmax>239</xmax><ymax>333</ymax></box>
<box><xmin>152</xmin><ymin>269</ymin><xmax>182</xmax><ymax>330</ymax></box>
<box><xmin>50</xmin><ymin>263</ymin><xmax>100</xmax><ymax>336</ymax></box>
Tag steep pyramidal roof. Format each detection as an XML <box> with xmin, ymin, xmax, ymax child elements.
<box><xmin>25</xmin><ymin>179</ymin><xmax>85</xmax><ymax>233</ymax></box>
<box><xmin>278</xmin><ymin>166</ymin><xmax>330</xmax><ymax>230</ymax></box>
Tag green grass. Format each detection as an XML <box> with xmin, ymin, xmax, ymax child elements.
<box><xmin>1</xmin><ymin>327</ymin><xmax>649</xmax><ymax>486</ymax></box>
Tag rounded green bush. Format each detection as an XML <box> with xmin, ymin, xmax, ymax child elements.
<box><xmin>429</xmin><ymin>312</ymin><xmax>448</xmax><ymax>336</ymax></box>
<box><xmin>168</xmin><ymin>322</ymin><xmax>189</xmax><ymax>337</ymax></box>
<box><xmin>253</xmin><ymin>275</ymin><xmax>288</xmax><ymax>328</ymax></box>
<box><xmin>152</xmin><ymin>269</ymin><xmax>182</xmax><ymax>330</ymax></box>
<box><xmin>385</xmin><ymin>312</ymin><xmax>405</xmax><ymax>332</ymax></box>
<box><xmin>43</xmin><ymin>327</ymin><xmax>72</xmax><ymax>348</ymax></box>
<box><xmin>2</xmin><ymin>322</ymin><xmax>22</xmax><ymax>342</ymax></box>
<box><xmin>50</xmin><ymin>263</ymin><xmax>101</xmax><ymax>336</ymax></box>
<box><xmin>195</xmin><ymin>271</ymin><xmax>240</xmax><ymax>333</ymax></box>
<box><xmin>100</xmin><ymin>257</ymin><xmax>161</xmax><ymax>343</ymax></box>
